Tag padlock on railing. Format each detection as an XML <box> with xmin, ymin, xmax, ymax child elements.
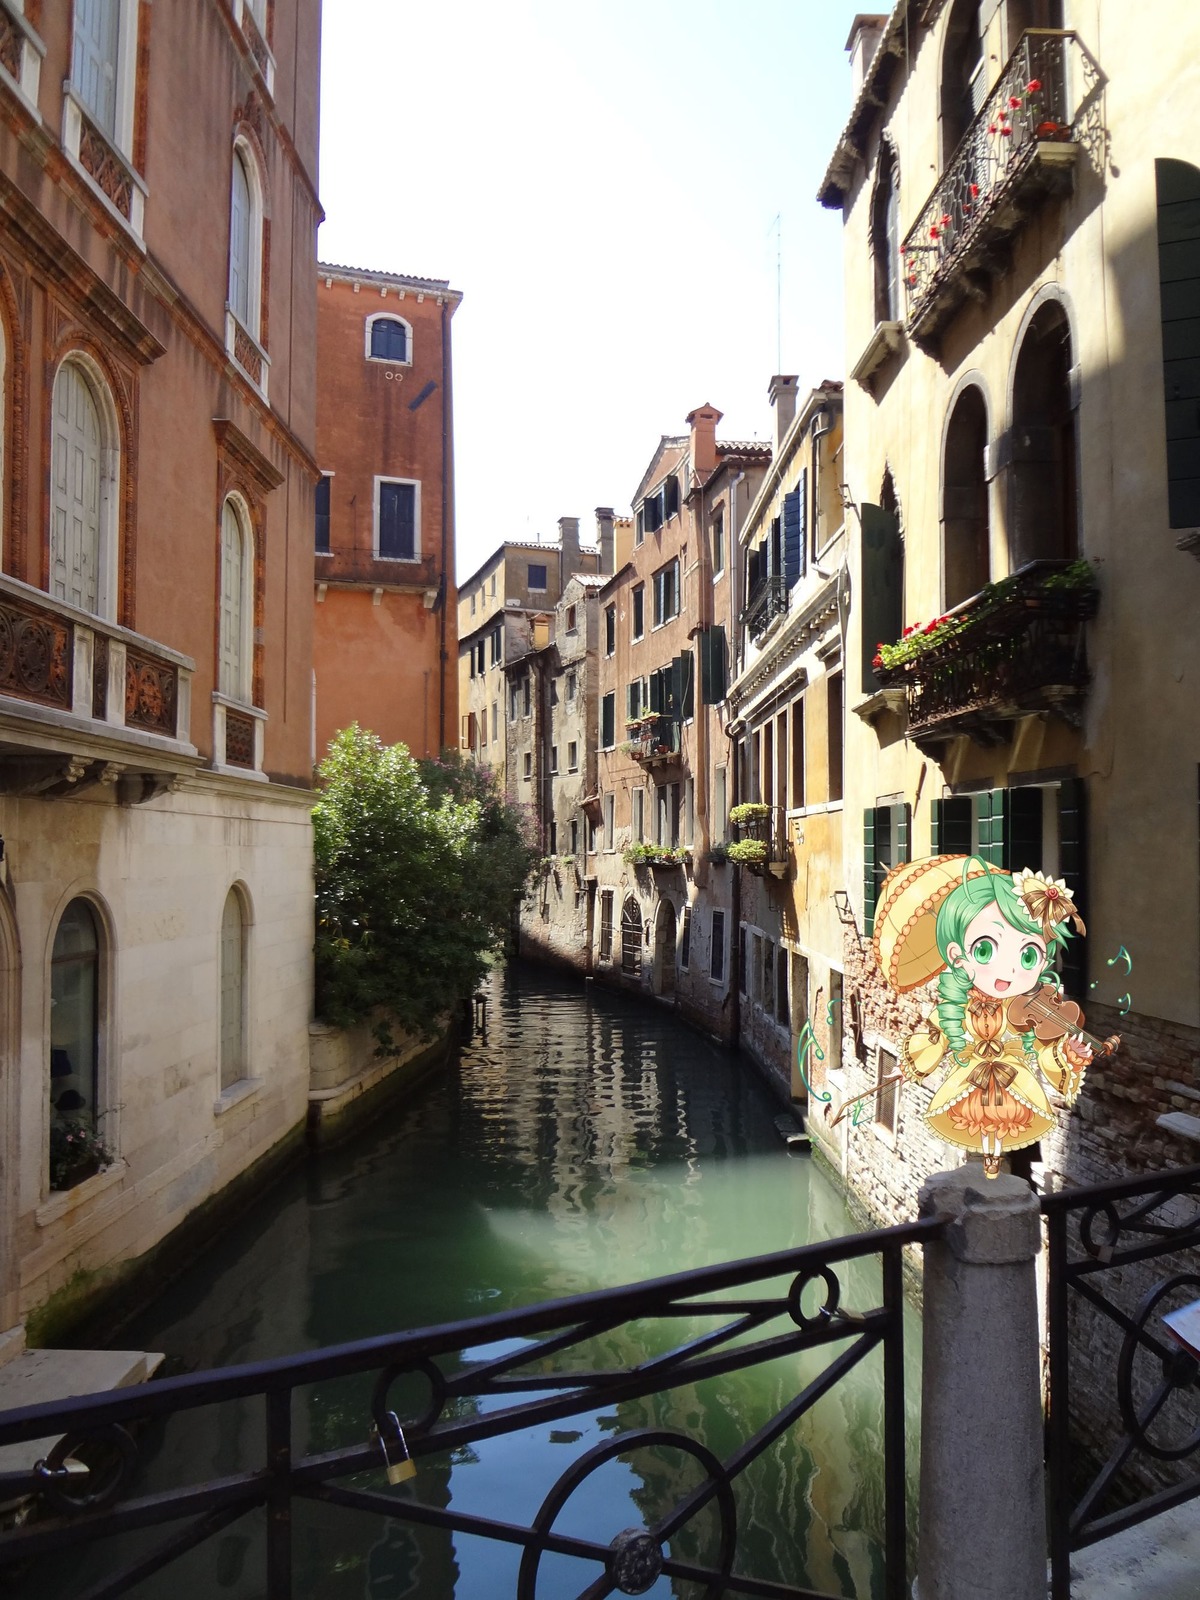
<box><xmin>376</xmin><ymin>1410</ymin><xmax>416</xmax><ymax>1486</ymax></box>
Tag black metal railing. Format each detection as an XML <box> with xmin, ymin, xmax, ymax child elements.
<box><xmin>1043</xmin><ymin>1161</ymin><xmax>1200</xmax><ymax>1599</ymax></box>
<box><xmin>876</xmin><ymin>559</ymin><xmax>1098</xmax><ymax>745</ymax></box>
<box><xmin>627</xmin><ymin>713</ymin><xmax>680</xmax><ymax>764</ymax></box>
<box><xmin>744</xmin><ymin>577</ymin><xmax>788</xmax><ymax>643</ymax></box>
<box><xmin>730</xmin><ymin>806</ymin><xmax>790</xmax><ymax>873</ymax></box>
<box><xmin>0</xmin><ymin>1219</ymin><xmax>940</xmax><ymax>1599</ymax></box>
<box><xmin>902</xmin><ymin>31</ymin><xmax>1086</xmax><ymax>339</ymax></box>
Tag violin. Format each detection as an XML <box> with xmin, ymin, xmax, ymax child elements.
<box><xmin>1006</xmin><ymin>985</ymin><xmax>1121</xmax><ymax>1059</ymax></box>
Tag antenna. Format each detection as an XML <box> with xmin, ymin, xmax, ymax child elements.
<box><xmin>772</xmin><ymin>212</ymin><xmax>782</xmax><ymax>372</ymax></box>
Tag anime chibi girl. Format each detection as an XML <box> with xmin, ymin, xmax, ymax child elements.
<box><xmin>872</xmin><ymin>855</ymin><xmax>1104</xmax><ymax>1178</ymax></box>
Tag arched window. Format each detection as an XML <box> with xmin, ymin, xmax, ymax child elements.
<box><xmin>366</xmin><ymin>315</ymin><xmax>411</xmax><ymax>364</ymax></box>
<box><xmin>219</xmin><ymin>888</ymin><xmax>248</xmax><ymax>1090</ymax></box>
<box><xmin>49</xmin><ymin>899</ymin><xmax>104</xmax><ymax>1189</ymax></box>
<box><xmin>1156</xmin><ymin>158</ymin><xmax>1200</xmax><ymax>528</ymax></box>
<box><xmin>50</xmin><ymin>358</ymin><xmax>117</xmax><ymax>619</ymax></box>
<box><xmin>229</xmin><ymin>146</ymin><xmax>254</xmax><ymax>331</ymax></box>
<box><xmin>941</xmin><ymin>0</ymin><xmax>985</xmax><ymax>167</ymax></box>
<box><xmin>942</xmin><ymin>386</ymin><xmax>991</xmax><ymax>606</ymax></box>
<box><xmin>1009</xmin><ymin>301</ymin><xmax>1077</xmax><ymax>568</ymax></box>
<box><xmin>219</xmin><ymin>497</ymin><xmax>254</xmax><ymax>702</ymax></box>
<box><xmin>872</xmin><ymin>143</ymin><xmax>901</xmax><ymax>324</ymax></box>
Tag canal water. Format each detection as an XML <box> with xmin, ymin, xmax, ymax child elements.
<box><xmin>32</xmin><ymin>963</ymin><xmax>920</xmax><ymax>1600</ymax></box>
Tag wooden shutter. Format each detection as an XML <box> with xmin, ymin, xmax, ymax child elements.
<box><xmin>896</xmin><ymin>802</ymin><xmax>911</xmax><ymax>865</ymax></box>
<box><xmin>1057</xmin><ymin>778</ymin><xmax>1087</xmax><ymax>993</ymax></box>
<box><xmin>700</xmin><ymin>626</ymin><xmax>727</xmax><ymax>703</ymax></box>
<box><xmin>859</xmin><ymin>503</ymin><xmax>903</xmax><ymax>693</ymax></box>
<box><xmin>379</xmin><ymin>483</ymin><xmax>415</xmax><ymax>559</ymax></box>
<box><xmin>51</xmin><ymin>364</ymin><xmax>103</xmax><ymax>616</ymax></box>
<box><xmin>678</xmin><ymin>650</ymin><xmax>695</xmax><ymax>719</ymax></box>
<box><xmin>664</xmin><ymin>474</ymin><xmax>680</xmax><ymax>519</ymax></box>
<box><xmin>664</xmin><ymin>658</ymin><xmax>682</xmax><ymax>719</ymax></box>
<box><xmin>863</xmin><ymin>809</ymin><xmax>878</xmax><ymax>938</ymax></box>
<box><xmin>601</xmin><ymin>693</ymin><xmax>614</xmax><ymax>749</ymax></box>
<box><xmin>1156</xmin><ymin>159</ymin><xmax>1200</xmax><ymax>527</ymax></box>
<box><xmin>783</xmin><ymin>488</ymin><xmax>804</xmax><ymax>588</ymax></box>
<box><xmin>219</xmin><ymin>501</ymin><xmax>246</xmax><ymax>700</ymax></box>
<box><xmin>976</xmin><ymin>788</ymin><xmax>1010</xmax><ymax>866</ymax></box>
<box><xmin>648</xmin><ymin>670</ymin><xmax>663</xmax><ymax>714</ymax></box>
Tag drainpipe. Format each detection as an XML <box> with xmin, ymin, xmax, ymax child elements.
<box><xmin>727</xmin><ymin>718</ymin><xmax>742</xmax><ymax>1051</ymax></box>
<box><xmin>438</xmin><ymin>300</ymin><xmax>453</xmax><ymax>754</ymax></box>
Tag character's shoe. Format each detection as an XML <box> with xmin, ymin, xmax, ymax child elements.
<box><xmin>982</xmin><ymin>1153</ymin><xmax>1002</xmax><ymax>1179</ymax></box>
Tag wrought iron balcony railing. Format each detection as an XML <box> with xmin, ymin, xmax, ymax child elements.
<box><xmin>902</xmin><ymin>31</ymin><xmax>1096</xmax><ymax>345</ymax></box>
<box><xmin>626</xmin><ymin>713</ymin><xmax>681</xmax><ymax>766</ymax></box>
<box><xmin>744</xmin><ymin>576</ymin><xmax>788</xmax><ymax>642</ymax></box>
<box><xmin>875</xmin><ymin>560</ymin><xmax>1098</xmax><ymax>749</ymax></box>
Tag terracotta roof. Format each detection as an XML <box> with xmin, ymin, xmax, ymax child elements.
<box><xmin>318</xmin><ymin>261</ymin><xmax>461</xmax><ymax>298</ymax></box>
<box><xmin>717</xmin><ymin>441</ymin><xmax>773</xmax><ymax>459</ymax></box>
<box><xmin>569</xmin><ymin>574</ymin><xmax>610</xmax><ymax>589</ymax></box>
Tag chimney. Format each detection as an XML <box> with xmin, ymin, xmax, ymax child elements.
<box><xmin>768</xmin><ymin>375</ymin><xmax>800</xmax><ymax>454</ymax></box>
<box><xmin>686</xmin><ymin>403</ymin><xmax>722</xmax><ymax>481</ymax></box>
<box><xmin>595</xmin><ymin>507</ymin><xmax>615</xmax><ymax>575</ymax></box>
<box><xmin>558</xmin><ymin>516</ymin><xmax>580</xmax><ymax>582</ymax></box>
<box><xmin>846</xmin><ymin>14</ymin><xmax>888</xmax><ymax>97</ymax></box>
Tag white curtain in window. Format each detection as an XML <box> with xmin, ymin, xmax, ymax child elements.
<box><xmin>73</xmin><ymin>0</ymin><xmax>120</xmax><ymax>139</ymax></box>
<box><xmin>219</xmin><ymin>500</ymin><xmax>248</xmax><ymax>700</ymax></box>
<box><xmin>50</xmin><ymin>363</ymin><xmax>103</xmax><ymax>615</ymax></box>
<box><xmin>219</xmin><ymin>890</ymin><xmax>245</xmax><ymax>1090</ymax></box>
<box><xmin>229</xmin><ymin>150</ymin><xmax>252</xmax><ymax>328</ymax></box>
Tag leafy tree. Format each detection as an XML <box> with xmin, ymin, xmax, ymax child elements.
<box><xmin>313</xmin><ymin>727</ymin><xmax>536</xmax><ymax>1041</ymax></box>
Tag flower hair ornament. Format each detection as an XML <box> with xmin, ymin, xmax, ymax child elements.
<box><xmin>1011</xmin><ymin>869</ymin><xmax>1086</xmax><ymax>942</ymax></box>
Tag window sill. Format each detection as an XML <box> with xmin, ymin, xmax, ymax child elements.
<box><xmin>372</xmin><ymin>553</ymin><xmax>420</xmax><ymax>564</ymax></box>
<box><xmin>225</xmin><ymin>310</ymin><xmax>271</xmax><ymax>402</ymax></box>
<box><xmin>37</xmin><ymin>1162</ymin><xmax>123</xmax><ymax>1228</ymax></box>
<box><xmin>850</xmin><ymin>321</ymin><xmax>905</xmax><ymax>392</ymax></box>
<box><xmin>61</xmin><ymin>88</ymin><xmax>147</xmax><ymax>249</ymax></box>
<box><xmin>214</xmin><ymin>1076</ymin><xmax>263</xmax><ymax>1117</ymax></box>
<box><xmin>366</xmin><ymin>356</ymin><xmax>412</xmax><ymax>368</ymax></box>
<box><xmin>212</xmin><ymin>694</ymin><xmax>267</xmax><ymax>778</ymax></box>
<box><xmin>0</xmin><ymin>0</ymin><xmax>44</xmax><ymax>123</ymax></box>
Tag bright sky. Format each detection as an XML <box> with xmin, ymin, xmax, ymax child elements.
<box><xmin>318</xmin><ymin>1</ymin><xmax>867</xmax><ymax>582</ymax></box>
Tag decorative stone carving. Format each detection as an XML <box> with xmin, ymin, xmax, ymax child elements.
<box><xmin>0</xmin><ymin>12</ymin><xmax>21</xmax><ymax>81</ymax></box>
<box><xmin>124</xmin><ymin>649</ymin><xmax>178</xmax><ymax>736</ymax></box>
<box><xmin>92</xmin><ymin>634</ymin><xmax>109</xmax><ymax>720</ymax></box>
<box><xmin>233</xmin><ymin>325</ymin><xmax>263</xmax><ymax>384</ymax></box>
<box><xmin>0</xmin><ymin>596</ymin><xmax>72</xmax><ymax>709</ymax></box>
<box><xmin>224</xmin><ymin>710</ymin><xmax>256</xmax><ymax>768</ymax></box>
<box><xmin>241</xmin><ymin>7</ymin><xmax>270</xmax><ymax>77</ymax></box>
<box><xmin>78</xmin><ymin>122</ymin><xmax>134</xmax><ymax>221</ymax></box>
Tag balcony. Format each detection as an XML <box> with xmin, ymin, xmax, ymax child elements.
<box><xmin>744</xmin><ymin>576</ymin><xmax>788</xmax><ymax>643</ymax></box>
<box><xmin>726</xmin><ymin>804</ymin><xmax>790</xmax><ymax>878</ymax></box>
<box><xmin>901</xmin><ymin>31</ymin><xmax>1096</xmax><ymax>347</ymax></box>
<box><xmin>873</xmin><ymin>560</ymin><xmax>1098</xmax><ymax>752</ymax></box>
<box><xmin>625</xmin><ymin>714</ymin><xmax>681</xmax><ymax>769</ymax></box>
<box><xmin>0</xmin><ymin>573</ymin><xmax>196</xmax><ymax>801</ymax></box>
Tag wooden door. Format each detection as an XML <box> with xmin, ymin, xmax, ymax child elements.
<box><xmin>51</xmin><ymin>364</ymin><xmax>102</xmax><ymax>615</ymax></box>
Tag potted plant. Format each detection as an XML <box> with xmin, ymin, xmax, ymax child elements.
<box><xmin>726</xmin><ymin>838</ymin><xmax>768</xmax><ymax>872</ymax></box>
<box><xmin>49</xmin><ymin>1119</ymin><xmax>114</xmax><ymax>1192</ymax></box>
<box><xmin>728</xmin><ymin>802</ymin><xmax>770</xmax><ymax>841</ymax></box>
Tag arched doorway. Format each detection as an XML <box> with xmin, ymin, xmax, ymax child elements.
<box><xmin>620</xmin><ymin>896</ymin><xmax>642</xmax><ymax>980</ymax></box>
<box><xmin>1009</xmin><ymin>301</ymin><xmax>1078</xmax><ymax>568</ymax></box>
<box><xmin>942</xmin><ymin>385</ymin><xmax>991</xmax><ymax>606</ymax></box>
<box><xmin>652</xmin><ymin>900</ymin><xmax>677</xmax><ymax>998</ymax></box>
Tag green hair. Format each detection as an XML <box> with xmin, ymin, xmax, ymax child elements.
<box><xmin>933</xmin><ymin>858</ymin><xmax>1071</xmax><ymax>1054</ymax></box>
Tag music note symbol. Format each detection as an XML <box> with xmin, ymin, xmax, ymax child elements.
<box><xmin>1117</xmin><ymin>993</ymin><xmax>1131</xmax><ymax>1016</ymax></box>
<box><xmin>1106</xmin><ymin>945</ymin><xmax>1133</xmax><ymax>977</ymax></box>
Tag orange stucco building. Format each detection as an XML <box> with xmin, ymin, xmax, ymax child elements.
<box><xmin>313</xmin><ymin>265</ymin><xmax>461</xmax><ymax>760</ymax></box>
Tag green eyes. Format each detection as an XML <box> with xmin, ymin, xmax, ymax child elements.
<box><xmin>970</xmin><ymin>937</ymin><xmax>995</xmax><ymax>963</ymax></box>
<box><xmin>1020</xmin><ymin>943</ymin><xmax>1042</xmax><ymax>971</ymax></box>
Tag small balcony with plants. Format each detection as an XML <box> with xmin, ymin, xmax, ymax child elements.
<box><xmin>901</xmin><ymin>30</ymin><xmax>1099</xmax><ymax>347</ymax></box>
<box><xmin>623</xmin><ymin>713</ymin><xmax>681</xmax><ymax>769</ymax></box>
<box><xmin>872</xmin><ymin>559</ymin><xmax>1099</xmax><ymax>751</ymax></box>
<box><xmin>622</xmin><ymin>842</ymin><xmax>691</xmax><ymax>873</ymax></box>
<box><xmin>726</xmin><ymin>803</ymin><xmax>790</xmax><ymax>878</ymax></box>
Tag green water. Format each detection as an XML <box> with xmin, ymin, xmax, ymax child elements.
<box><xmin>30</xmin><ymin>963</ymin><xmax>919</xmax><ymax>1599</ymax></box>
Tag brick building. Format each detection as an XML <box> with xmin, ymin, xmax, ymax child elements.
<box><xmin>590</xmin><ymin>407</ymin><xmax>770</xmax><ymax>1039</ymax></box>
<box><xmin>457</xmin><ymin>519</ymin><xmax>605</xmax><ymax>785</ymax></box>
<box><xmin>313</xmin><ymin>264</ymin><xmax>461</xmax><ymax>761</ymax></box>
<box><xmin>814</xmin><ymin>1</ymin><xmax>1200</xmax><ymax>1216</ymax></box>
<box><xmin>0</xmin><ymin>0</ymin><xmax>321</xmax><ymax>1338</ymax></box>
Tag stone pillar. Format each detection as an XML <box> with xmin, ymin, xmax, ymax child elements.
<box><xmin>916</xmin><ymin>1167</ymin><xmax>1045</xmax><ymax>1600</ymax></box>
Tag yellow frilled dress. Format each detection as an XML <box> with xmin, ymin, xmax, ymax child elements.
<box><xmin>902</xmin><ymin>989</ymin><xmax>1085</xmax><ymax>1154</ymax></box>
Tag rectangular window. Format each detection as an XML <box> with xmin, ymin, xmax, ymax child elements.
<box><xmin>491</xmin><ymin>626</ymin><xmax>502</xmax><ymax>665</ymax></box>
<box><xmin>492</xmin><ymin>703</ymin><xmax>498</xmax><ymax>743</ymax></box>
<box><xmin>712</xmin><ymin>509</ymin><xmax>725</xmax><ymax>576</ymax></box>
<box><xmin>481</xmin><ymin>709</ymin><xmax>488</xmax><ymax>748</ymax></box>
<box><xmin>570</xmin><ymin>819</ymin><xmax>579</xmax><ymax>854</ymax></box>
<box><xmin>523</xmin><ymin>752</ymin><xmax>532</xmax><ymax>780</ymax></box>
<box><xmin>863</xmin><ymin>801</ymin><xmax>911</xmax><ymax>937</ymax></box>
<box><xmin>565</xmin><ymin>605</ymin><xmax>577</xmax><ymax>634</ymax></box>
<box><xmin>876</xmin><ymin>1047</ymin><xmax>899</xmax><ymax>1135</ymax></box>
<box><xmin>828</xmin><ymin>969</ymin><xmax>843</xmax><ymax>1074</ymax></box>
<box><xmin>471</xmin><ymin>593</ymin><xmax>477</xmax><ymax>615</ymax></box>
<box><xmin>738</xmin><ymin>925</ymin><xmax>747</xmax><ymax>994</ymax></box>
<box><xmin>632</xmin><ymin>586</ymin><xmax>645</xmax><ymax>640</ymax></box>
<box><xmin>550</xmin><ymin>745</ymin><xmax>558</xmax><ymax>774</ymax></box>
<box><xmin>710</xmin><ymin>910</ymin><xmax>726</xmax><ymax>983</ymax></box>
<box><xmin>760</xmin><ymin>938</ymin><xmax>772</xmax><ymax>1009</ymax></box>
<box><xmin>528</xmin><ymin>563</ymin><xmax>548</xmax><ymax>591</ymax></box>
<box><xmin>376</xmin><ymin>479</ymin><xmax>418</xmax><ymax>561</ymax></box>
<box><xmin>776</xmin><ymin>949</ymin><xmax>789</xmax><ymax>1026</ymax></box>
<box><xmin>601</xmin><ymin>692</ymin><xmax>615</xmax><ymax>749</ymax></box>
<box><xmin>315</xmin><ymin>474</ymin><xmax>331</xmax><ymax>553</ymax></box>
<box><xmin>605</xmin><ymin>605</ymin><xmax>616</xmax><ymax>655</ymax></box>
<box><xmin>566</xmin><ymin>670</ymin><xmax>577</xmax><ymax>703</ymax></box>
<box><xmin>509</xmin><ymin>683</ymin><xmax>519</xmax><ymax>722</ymax></box>
<box><xmin>73</xmin><ymin>0</ymin><xmax>122</xmax><ymax>139</ymax></box>
<box><xmin>714</xmin><ymin>765</ymin><xmax>728</xmax><ymax>840</ymax></box>
<box><xmin>549</xmin><ymin>678</ymin><xmax>559</xmax><ymax>707</ymax></box>
<box><xmin>523</xmin><ymin>675</ymin><xmax>531</xmax><ymax>717</ymax></box>
<box><xmin>469</xmin><ymin>650</ymin><xmax>476</xmax><ymax>681</ymax></box>
<box><xmin>680</xmin><ymin>907</ymin><xmax>691</xmax><ymax>972</ymax></box>
<box><xmin>632</xmin><ymin>787</ymin><xmax>644</xmax><ymax>842</ymax></box>
<box><xmin>627</xmin><ymin>679</ymin><xmax>643</xmax><ymax>721</ymax></box>
<box><xmin>568</xmin><ymin>740</ymin><xmax>578</xmax><ymax>771</ymax></box>
<box><xmin>653</xmin><ymin>560</ymin><xmax>680</xmax><ymax>627</ymax></box>
<box><xmin>791</xmin><ymin>697</ymin><xmax>805</xmax><ymax>809</ymax></box>
<box><xmin>603</xmin><ymin>793</ymin><xmax>615</xmax><ymax>852</ymax></box>
<box><xmin>683</xmin><ymin>777</ymin><xmax>694</xmax><ymax>847</ymax></box>
<box><xmin>827</xmin><ymin>671</ymin><xmax>843</xmax><ymax>804</ymax></box>
<box><xmin>600</xmin><ymin>890</ymin><xmax>614</xmax><ymax>960</ymax></box>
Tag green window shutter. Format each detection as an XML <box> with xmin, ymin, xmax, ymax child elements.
<box><xmin>863</xmin><ymin>808</ymin><xmax>877</xmax><ymax>938</ymax></box>
<box><xmin>859</xmin><ymin>503</ymin><xmax>903</xmax><ymax>694</ymax></box>
<box><xmin>601</xmin><ymin>694</ymin><xmax>615</xmax><ymax>748</ymax></box>
<box><xmin>977</xmin><ymin>789</ymin><xmax>1010</xmax><ymax>866</ymax></box>
<box><xmin>933</xmin><ymin>796</ymin><xmax>973</xmax><ymax>854</ymax></box>
<box><xmin>1009</xmin><ymin>786</ymin><xmax>1043</xmax><ymax>873</ymax></box>
<box><xmin>648</xmin><ymin>670</ymin><xmax>663</xmax><ymax>714</ymax></box>
<box><xmin>679</xmin><ymin>649</ymin><xmax>695</xmax><ymax>719</ymax></box>
<box><xmin>931</xmin><ymin>797</ymin><xmax>943</xmax><ymax>855</ymax></box>
<box><xmin>1057</xmin><ymin>778</ymin><xmax>1088</xmax><ymax>993</ymax></box>
<box><xmin>897</xmin><ymin>802</ymin><xmax>911</xmax><ymax>864</ymax></box>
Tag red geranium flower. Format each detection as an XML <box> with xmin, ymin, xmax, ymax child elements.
<box><xmin>903</xmin><ymin>625</ymin><xmax>914</xmax><ymax>636</ymax></box>
<box><xmin>988</xmin><ymin>123</ymin><xmax>998</xmax><ymax>134</ymax></box>
<box><xmin>1000</xmin><ymin>127</ymin><xmax>1012</xmax><ymax>136</ymax></box>
<box><xmin>941</xmin><ymin>214</ymin><xmax>951</xmax><ymax>227</ymax></box>
<box><xmin>1026</xmin><ymin>78</ymin><xmax>1042</xmax><ymax>92</ymax></box>
<box><xmin>1009</xmin><ymin>95</ymin><xmax>1023</xmax><ymax>109</ymax></box>
<box><xmin>930</xmin><ymin>225</ymin><xmax>940</xmax><ymax>239</ymax></box>
<box><xmin>970</xmin><ymin>183</ymin><xmax>979</xmax><ymax>197</ymax></box>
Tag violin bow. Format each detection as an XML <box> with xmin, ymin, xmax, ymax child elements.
<box><xmin>826</xmin><ymin>1071</ymin><xmax>905</xmax><ymax>1129</ymax></box>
